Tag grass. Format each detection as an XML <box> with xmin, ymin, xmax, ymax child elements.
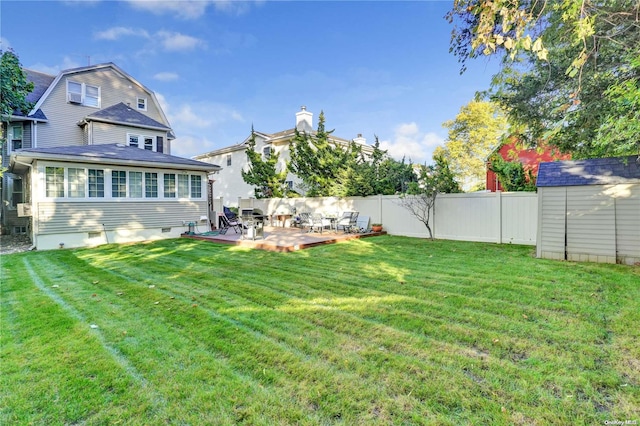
<box><xmin>1</xmin><ymin>236</ymin><xmax>638</xmax><ymax>425</ymax></box>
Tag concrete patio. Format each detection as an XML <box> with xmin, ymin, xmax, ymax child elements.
<box><xmin>181</xmin><ymin>225</ymin><xmax>386</xmax><ymax>252</ymax></box>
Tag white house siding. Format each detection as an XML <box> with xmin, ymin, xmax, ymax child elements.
<box><xmin>614</xmin><ymin>184</ymin><xmax>640</xmax><ymax>265</ymax></box>
<box><xmin>537</xmin><ymin>187</ymin><xmax>567</xmax><ymax>260</ymax></box>
<box><xmin>566</xmin><ymin>186</ymin><xmax>617</xmax><ymax>263</ymax></box>
<box><xmin>90</xmin><ymin>122</ymin><xmax>166</xmax><ymax>147</ymax></box>
<box><xmin>35</xmin><ymin>68</ymin><xmax>168</xmax><ymax>149</ymax></box>
<box><xmin>34</xmin><ymin>200</ymin><xmax>207</xmax><ymax>250</ymax></box>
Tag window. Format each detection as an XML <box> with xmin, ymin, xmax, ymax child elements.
<box><xmin>226</xmin><ymin>153</ymin><xmax>232</xmax><ymax>166</ymax></box>
<box><xmin>285</xmin><ymin>180</ymin><xmax>293</xmax><ymax>190</ymax></box>
<box><xmin>137</xmin><ymin>97</ymin><xmax>147</xmax><ymax>110</ymax></box>
<box><xmin>46</xmin><ymin>167</ymin><xmax>65</xmax><ymax>197</ymax></box>
<box><xmin>263</xmin><ymin>146</ymin><xmax>271</xmax><ymax>160</ymax></box>
<box><xmin>112</xmin><ymin>170</ymin><xmax>127</xmax><ymax>197</ymax></box>
<box><xmin>129</xmin><ymin>135</ymin><xmax>139</xmax><ymax>148</ymax></box>
<box><xmin>88</xmin><ymin>169</ymin><xmax>105</xmax><ymax>198</ymax></box>
<box><xmin>67</xmin><ymin>81</ymin><xmax>82</xmax><ymax>103</ymax></box>
<box><xmin>67</xmin><ymin>80</ymin><xmax>100</xmax><ymax>107</ymax></box>
<box><xmin>68</xmin><ymin>168</ymin><xmax>86</xmax><ymax>198</ymax></box>
<box><xmin>145</xmin><ymin>172</ymin><xmax>158</xmax><ymax>198</ymax></box>
<box><xmin>144</xmin><ymin>137</ymin><xmax>154</xmax><ymax>151</ymax></box>
<box><xmin>178</xmin><ymin>174</ymin><xmax>189</xmax><ymax>198</ymax></box>
<box><xmin>10</xmin><ymin>125</ymin><xmax>23</xmax><ymax>153</ymax></box>
<box><xmin>127</xmin><ymin>133</ymin><xmax>160</xmax><ymax>152</ymax></box>
<box><xmin>190</xmin><ymin>175</ymin><xmax>202</xmax><ymax>198</ymax></box>
<box><xmin>129</xmin><ymin>172</ymin><xmax>143</xmax><ymax>198</ymax></box>
<box><xmin>12</xmin><ymin>178</ymin><xmax>23</xmax><ymax>206</ymax></box>
<box><xmin>163</xmin><ymin>173</ymin><xmax>176</xmax><ymax>198</ymax></box>
<box><xmin>84</xmin><ymin>84</ymin><xmax>100</xmax><ymax>107</ymax></box>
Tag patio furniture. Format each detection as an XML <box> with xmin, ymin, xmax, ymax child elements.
<box><xmin>219</xmin><ymin>214</ymin><xmax>241</xmax><ymax>234</ymax></box>
<box><xmin>336</xmin><ymin>211</ymin><xmax>359</xmax><ymax>233</ymax></box>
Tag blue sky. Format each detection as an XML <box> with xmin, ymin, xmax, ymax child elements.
<box><xmin>1</xmin><ymin>0</ymin><xmax>500</xmax><ymax>163</ymax></box>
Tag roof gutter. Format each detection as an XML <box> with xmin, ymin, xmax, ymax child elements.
<box><xmin>78</xmin><ymin>117</ymin><xmax>171</xmax><ymax>132</ymax></box>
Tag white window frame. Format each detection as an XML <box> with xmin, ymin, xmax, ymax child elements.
<box><xmin>262</xmin><ymin>146</ymin><xmax>271</xmax><ymax>160</ymax></box>
<box><xmin>67</xmin><ymin>168</ymin><xmax>87</xmax><ymax>198</ymax></box>
<box><xmin>137</xmin><ymin>97</ymin><xmax>147</xmax><ymax>111</ymax></box>
<box><xmin>9</xmin><ymin>124</ymin><xmax>23</xmax><ymax>154</ymax></box>
<box><xmin>127</xmin><ymin>133</ymin><xmax>158</xmax><ymax>152</ymax></box>
<box><xmin>67</xmin><ymin>80</ymin><xmax>101</xmax><ymax>108</ymax></box>
<box><xmin>40</xmin><ymin>165</ymin><xmax>205</xmax><ymax>201</ymax></box>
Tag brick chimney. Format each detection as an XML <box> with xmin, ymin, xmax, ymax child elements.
<box><xmin>295</xmin><ymin>106</ymin><xmax>313</xmax><ymax>132</ymax></box>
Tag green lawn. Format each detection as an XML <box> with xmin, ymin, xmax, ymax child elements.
<box><xmin>1</xmin><ymin>236</ymin><xmax>638</xmax><ymax>425</ymax></box>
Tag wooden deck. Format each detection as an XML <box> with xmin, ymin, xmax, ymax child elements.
<box><xmin>181</xmin><ymin>226</ymin><xmax>386</xmax><ymax>252</ymax></box>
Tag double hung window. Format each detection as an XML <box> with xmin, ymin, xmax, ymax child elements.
<box><xmin>67</xmin><ymin>80</ymin><xmax>100</xmax><ymax>107</ymax></box>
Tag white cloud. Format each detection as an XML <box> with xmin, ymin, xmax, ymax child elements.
<box><xmin>153</xmin><ymin>72</ymin><xmax>179</xmax><ymax>82</ymax></box>
<box><xmin>125</xmin><ymin>0</ymin><xmax>259</xmax><ymax>19</ymax></box>
<box><xmin>156</xmin><ymin>31</ymin><xmax>206</xmax><ymax>51</ymax></box>
<box><xmin>27</xmin><ymin>56</ymin><xmax>83</xmax><ymax>75</ymax></box>
<box><xmin>94</xmin><ymin>27</ymin><xmax>150</xmax><ymax>41</ymax></box>
<box><xmin>379</xmin><ymin>122</ymin><xmax>444</xmax><ymax>165</ymax></box>
<box><xmin>126</xmin><ymin>0</ymin><xmax>210</xmax><ymax>19</ymax></box>
<box><xmin>0</xmin><ymin>36</ymin><xmax>11</xmax><ymax>50</ymax></box>
<box><xmin>157</xmin><ymin>93</ymin><xmax>245</xmax><ymax>157</ymax></box>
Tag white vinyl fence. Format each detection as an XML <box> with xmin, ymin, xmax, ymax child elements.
<box><xmin>212</xmin><ymin>191</ymin><xmax>538</xmax><ymax>245</ymax></box>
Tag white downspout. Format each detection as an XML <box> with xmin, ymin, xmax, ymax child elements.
<box><xmin>13</xmin><ymin>159</ymin><xmax>37</xmax><ymax>251</ymax></box>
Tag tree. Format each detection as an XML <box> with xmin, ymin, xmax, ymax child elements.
<box><xmin>399</xmin><ymin>154</ymin><xmax>461</xmax><ymax>239</ymax></box>
<box><xmin>241</xmin><ymin>128</ymin><xmax>290</xmax><ymax>198</ymax></box>
<box><xmin>334</xmin><ymin>137</ymin><xmax>418</xmax><ymax>197</ymax></box>
<box><xmin>1</xmin><ymin>50</ymin><xmax>34</xmax><ymax>177</ymax></box>
<box><xmin>288</xmin><ymin>111</ymin><xmax>357</xmax><ymax>197</ymax></box>
<box><xmin>437</xmin><ymin>100</ymin><xmax>508</xmax><ymax>190</ymax></box>
<box><xmin>488</xmin><ymin>154</ymin><xmax>537</xmax><ymax>192</ymax></box>
<box><xmin>447</xmin><ymin>1</ymin><xmax>640</xmax><ymax>158</ymax></box>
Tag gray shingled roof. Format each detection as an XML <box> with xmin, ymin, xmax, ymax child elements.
<box><xmin>85</xmin><ymin>102</ymin><xmax>171</xmax><ymax>130</ymax></box>
<box><xmin>11</xmin><ymin>69</ymin><xmax>55</xmax><ymax>119</ymax></box>
<box><xmin>537</xmin><ymin>156</ymin><xmax>640</xmax><ymax>187</ymax></box>
<box><xmin>13</xmin><ymin>144</ymin><xmax>219</xmax><ymax>171</ymax></box>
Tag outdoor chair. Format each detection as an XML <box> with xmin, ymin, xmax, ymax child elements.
<box><xmin>219</xmin><ymin>214</ymin><xmax>241</xmax><ymax>234</ymax></box>
<box><xmin>220</xmin><ymin>206</ymin><xmax>241</xmax><ymax>234</ymax></box>
<box><xmin>336</xmin><ymin>211</ymin><xmax>359</xmax><ymax>233</ymax></box>
<box><xmin>298</xmin><ymin>212</ymin><xmax>312</xmax><ymax>232</ymax></box>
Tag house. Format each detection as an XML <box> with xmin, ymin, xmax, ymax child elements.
<box><xmin>486</xmin><ymin>141</ymin><xmax>570</xmax><ymax>191</ymax></box>
<box><xmin>536</xmin><ymin>156</ymin><xmax>640</xmax><ymax>265</ymax></box>
<box><xmin>2</xmin><ymin>62</ymin><xmax>220</xmax><ymax>250</ymax></box>
<box><xmin>193</xmin><ymin>106</ymin><xmax>372</xmax><ymax>203</ymax></box>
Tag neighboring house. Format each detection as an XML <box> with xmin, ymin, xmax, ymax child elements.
<box><xmin>193</xmin><ymin>106</ymin><xmax>371</xmax><ymax>202</ymax></box>
<box><xmin>536</xmin><ymin>156</ymin><xmax>640</xmax><ymax>265</ymax></box>
<box><xmin>2</xmin><ymin>62</ymin><xmax>220</xmax><ymax>250</ymax></box>
<box><xmin>486</xmin><ymin>141</ymin><xmax>571</xmax><ymax>191</ymax></box>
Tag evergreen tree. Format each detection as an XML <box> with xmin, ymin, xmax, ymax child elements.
<box><xmin>241</xmin><ymin>127</ymin><xmax>290</xmax><ymax>198</ymax></box>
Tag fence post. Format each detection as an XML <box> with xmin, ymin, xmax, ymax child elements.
<box><xmin>497</xmin><ymin>191</ymin><xmax>503</xmax><ymax>244</ymax></box>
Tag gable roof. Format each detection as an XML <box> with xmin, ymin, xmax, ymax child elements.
<box><xmin>10</xmin><ymin>144</ymin><xmax>220</xmax><ymax>173</ymax></box>
<box><xmin>26</xmin><ymin>62</ymin><xmax>172</xmax><ymax>131</ymax></box>
<box><xmin>82</xmin><ymin>102</ymin><xmax>171</xmax><ymax>131</ymax></box>
<box><xmin>537</xmin><ymin>156</ymin><xmax>640</xmax><ymax>187</ymax></box>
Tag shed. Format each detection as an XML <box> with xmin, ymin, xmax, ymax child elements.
<box><xmin>536</xmin><ymin>156</ymin><xmax>640</xmax><ymax>264</ymax></box>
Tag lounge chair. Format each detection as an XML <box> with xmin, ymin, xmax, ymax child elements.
<box><xmin>220</xmin><ymin>207</ymin><xmax>241</xmax><ymax>234</ymax></box>
<box><xmin>336</xmin><ymin>211</ymin><xmax>359</xmax><ymax>233</ymax></box>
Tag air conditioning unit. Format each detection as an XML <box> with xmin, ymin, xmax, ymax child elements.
<box><xmin>17</xmin><ymin>203</ymin><xmax>32</xmax><ymax>217</ymax></box>
<box><xmin>68</xmin><ymin>92</ymin><xmax>82</xmax><ymax>104</ymax></box>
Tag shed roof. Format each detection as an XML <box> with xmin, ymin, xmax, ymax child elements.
<box><xmin>537</xmin><ymin>155</ymin><xmax>640</xmax><ymax>187</ymax></box>
<box><xmin>83</xmin><ymin>102</ymin><xmax>171</xmax><ymax>131</ymax></box>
